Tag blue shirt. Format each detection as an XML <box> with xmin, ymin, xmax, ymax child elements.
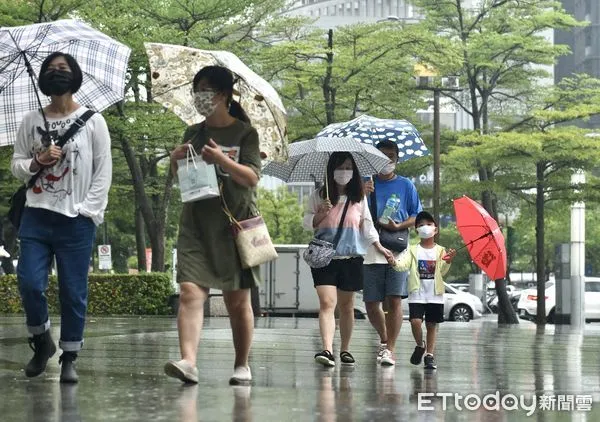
<box><xmin>368</xmin><ymin>175</ymin><xmax>422</xmax><ymax>223</ymax></box>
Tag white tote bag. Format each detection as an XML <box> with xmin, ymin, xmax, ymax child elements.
<box><xmin>177</xmin><ymin>145</ymin><xmax>219</xmax><ymax>203</ymax></box>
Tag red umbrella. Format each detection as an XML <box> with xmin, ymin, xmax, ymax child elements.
<box><xmin>451</xmin><ymin>196</ymin><xmax>507</xmax><ymax>280</ymax></box>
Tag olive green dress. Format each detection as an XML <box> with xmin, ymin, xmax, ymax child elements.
<box><xmin>176</xmin><ymin>120</ymin><xmax>262</xmax><ymax>290</ymax></box>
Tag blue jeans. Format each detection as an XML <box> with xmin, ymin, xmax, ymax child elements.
<box><xmin>17</xmin><ymin>207</ymin><xmax>96</xmax><ymax>352</ymax></box>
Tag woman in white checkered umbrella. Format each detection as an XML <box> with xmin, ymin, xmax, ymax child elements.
<box><xmin>10</xmin><ymin>52</ymin><xmax>112</xmax><ymax>383</ymax></box>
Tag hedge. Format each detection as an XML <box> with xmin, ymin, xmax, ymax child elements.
<box><xmin>0</xmin><ymin>273</ymin><xmax>175</xmax><ymax>315</ymax></box>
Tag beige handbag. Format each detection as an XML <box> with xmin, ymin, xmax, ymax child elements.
<box><xmin>220</xmin><ymin>184</ymin><xmax>278</xmax><ymax>269</ymax></box>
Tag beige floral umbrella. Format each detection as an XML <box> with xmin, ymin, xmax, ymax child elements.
<box><xmin>144</xmin><ymin>42</ymin><xmax>288</xmax><ymax>162</ymax></box>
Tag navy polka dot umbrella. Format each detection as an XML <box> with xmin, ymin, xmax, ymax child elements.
<box><xmin>317</xmin><ymin>115</ymin><xmax>429</xmax><ymax>162</ymax></box>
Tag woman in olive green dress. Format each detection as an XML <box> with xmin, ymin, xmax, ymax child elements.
<box><xmin>165</xmin><ymin>66</ymin><xmax>261</xmax><ymax>385</ymax></box>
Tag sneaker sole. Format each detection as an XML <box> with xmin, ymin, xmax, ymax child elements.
<box><xmin>341</xmin><ymin>361</ymin><xmax>355</xmax><ymax>367</ymax></box>
<box><xmin>164</xmin><ymin>362</ymin><xmax>198</xmax><ymax>383</ymax></box>
<box><xmin>229</xmin><ymin>377</ymin><xmax>252</xmax><ymax>386</ymax></box>
<box><xmin>315</xmin><ymin>356</ymin><xmax>335</xmax><ymax>367</ymax></box>
<box><xmin>381</xmin><ymin>359</ymin><xmax>395</xmax><ymax>367</ymax></box>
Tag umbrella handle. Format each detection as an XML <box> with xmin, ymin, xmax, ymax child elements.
<box><xmin>446</xmin><ymin>230</ymin><xmax>494</xmax><ymax>260</ymax></box>
<box><xmin>325</xmin><ymin>169</ymin><xmax>329</xmax><ymax>200</ymax></box>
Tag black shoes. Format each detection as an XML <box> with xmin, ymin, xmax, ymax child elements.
<box><xmin>314</xmin><ymin>350</ymin><xmax>335</xmax><ymax>367</ymax></box>
<box><xmin>25</xmin><ymin>330</ymin><xmax>57</xmax><ymax>377</ymax></box>
<box><xmin>410</xmin><ymin>341</ymin><xmax>426</xmax><ymax>366</ymax></box>
<box><xmin>339</xmin><ymin>351</ymin><xmax>355</xmax><ymax>366</ymax></box>
<box><xmin>424</xmin><ymin>354</ymin><xmax>437</xmax><ymax>370</ymax></box>
<box><xmin>59</xmin><ymin>352</ymin><xmax>79</xmax><ymax>383</ymax></box>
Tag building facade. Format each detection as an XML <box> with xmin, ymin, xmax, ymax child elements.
<box><xmin>556</xmin><ymin>0</ymin><xmax>599</xmax><ymax>81</ymax></box>
<box><xmin>286</xmin><ymin>0</ymin><xmax>419</xmax><ymax>28</ymax></box>
<box><xmin>555</xmin><ymin>0</ymin><xmax>599</xmax><ymax>126</ymax></box>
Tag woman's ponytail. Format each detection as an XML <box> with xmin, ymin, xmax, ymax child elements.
<box><xmin>229</xmin><ymin>99</ymin><xmax>250</xmax><ymax>123</ymax></box>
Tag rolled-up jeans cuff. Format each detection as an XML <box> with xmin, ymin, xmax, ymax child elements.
<box><xmin>27</xmin><ymin>320</ymin><xmax>51</xmax><ymax>335</ymax></box>
<box><xmin>60</xmin><ymin>340</ymin><xmax>84</xmax><ymax>352</ymax></box>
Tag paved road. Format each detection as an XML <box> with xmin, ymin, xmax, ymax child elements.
<box><xmin>0</xmin><ymin>315</ymin><xmax>598</xmax><ymax>421</ymax></box>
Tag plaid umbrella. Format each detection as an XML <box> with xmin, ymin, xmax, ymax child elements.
<box><xmin>144</xmin><ymin>43</ymin><xmax>288</xmax><ymax>162</ymax></box>
<box><xmin>317</xmin><ymin>115</ymin><xmax>429</xmax><ymax>162</ymax></box>
<box><xmin>262</xmin><ymin>137</ymin><xmax>390</xmax><ymax>183</ymax></box>
<box><xmin>0</xmin><ymin>19</ymin><xmax>131</xmax><ymax>147</ymax></box>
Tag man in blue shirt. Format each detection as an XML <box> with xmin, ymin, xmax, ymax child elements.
<box><xmin>363</xmin><ymin>140</ymin><xmax>422</xmax><ymax>367</ymax></box>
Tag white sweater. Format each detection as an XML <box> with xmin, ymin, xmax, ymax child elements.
<box><xmin>11</xmin><ymin>107</ymin><xmax>112</xmax><ymax>226</ymax></box>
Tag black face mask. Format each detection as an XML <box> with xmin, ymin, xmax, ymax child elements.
<box><xmin>39</xmin><ymin>70</ymin><xmax>74</xmax><ymax>96</ymax></box>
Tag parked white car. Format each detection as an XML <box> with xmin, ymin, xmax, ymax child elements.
<box><xmin>355</xmin><ymin>283</ymin><xmax>484</xmax><ymax>322</ymax></box>
<box><xmin>517</xmin><ymin>277</ymin><xmax>600</xmax><ymax>323</ymax></box>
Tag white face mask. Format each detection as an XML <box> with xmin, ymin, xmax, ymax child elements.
<box><xmin>333</xmin><ymin>170</ymin><xmax>353</xmax><ymax>186</ymax></box>
<box><xmin>417</xmin><ymin>225</ymin><xmax>436</xmax><ymax>239</ymax></box>
<box><xmin>380</xmin><ymin>162</ymin><xmax>396</xmax><ymax>176</ymax></box>
<box><xmin>193</xmin><ymin>91</ymin><xmax>219</xmax><ymax>117</ymax></box>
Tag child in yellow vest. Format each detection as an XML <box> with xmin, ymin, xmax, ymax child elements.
<box><xmin>387</xmin><ymin>211</ymin><xmax>456</xmax><ymax>369</ymax></box>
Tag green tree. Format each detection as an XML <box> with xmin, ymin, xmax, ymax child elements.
<box><xmin>446</xmin><ymin>75</ymin><xmax>600</xmax><ymax>324</ymax></box>
<box><xmin>414</xmin><ymin>0</ymin><xmax>583</xmax><ymax>213</ymax></box>
<box><xmin>414</xmin><ymin>0</ymin><xmax>586</xmax><ymax>324</ymax></box>
<box><xmin>258</xmin><ymin>187</ymin><xmax>312</xmax><ymax>245</ymax></box>
<box><xmin>255</xmin><ymin>22</ymin><xmax>444</xmax><ymax>141</ymax></box>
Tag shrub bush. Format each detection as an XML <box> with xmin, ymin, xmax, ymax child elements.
<box><xmin>0</xmin><ymin>273</ymin><xmax>175</xmax><ymax>315</ymax></box>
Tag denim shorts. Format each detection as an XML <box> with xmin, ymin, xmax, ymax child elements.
<box><xmin>362</xmin><ymin>264</ymin><xmax>408</xmax><ymax>302</ymax></box>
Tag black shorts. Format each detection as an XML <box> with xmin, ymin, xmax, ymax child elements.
<box><xmin>311</xmin><ymin>257</ymin><xmax>364</xmax><ymax>292</ymax></box>
<box><xmin>409</xmin><ymin>303</ymin><xmax>444</xmax><ymax>324</ymax></box>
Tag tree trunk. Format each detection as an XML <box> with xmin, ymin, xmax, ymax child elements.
<box><xmin>495</xmin><ymin>279</ymin><xmax>519</xmax><ymax>324</ymax></box>
<box><xmin>152</xmin><ymin>224</ymin><xmax>166</xmax><ymax>272</ymax></box>
<box><xmin>119</xmin><ymin>134</ymin><xmax>164</xmax><ymax>271</ymax></box>
<box><xmin>135</xmin><ymin>206</ymin><xmax>147</xmax><ymax>272</ymax></box>
<box><xmin>323</xmin><ymin>29</ymin><xmax>335</xmax><ymax>125</ymax></box>
<box><xmin>535</xmin><ymin>162</ymin><xmax>546</xmax><ymax>325</ymax></box>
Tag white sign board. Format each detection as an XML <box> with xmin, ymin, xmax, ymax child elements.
<box><xmin>98</xmin><ymin>245</ymin><xmax>112</xmax><ymax>270</ymax></box>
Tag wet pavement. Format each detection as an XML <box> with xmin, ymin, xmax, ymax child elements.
<box><xmin>0</xmin><ymin>315</ymin><xmax>599</xmax><ymax>421</ymax></box>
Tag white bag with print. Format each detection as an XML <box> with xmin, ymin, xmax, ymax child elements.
<box><xmin>177</xmin><ymin>145</ymin><xmax>219</xmax><ymax>203</ymax></box>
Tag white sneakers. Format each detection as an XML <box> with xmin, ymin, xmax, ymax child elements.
<box><xmin>376</xmin><ymin>343</ymin><xmax>396</xmax><ymax>366</ymax></box>
<box><xmin>165</xmin><ymin>360</ymin><xmax>252</xmax><ymax>385</ymax></box>
<box><xmin>380</xmin><ymin>349</ymin><xmax>396</xmax><ymax>366</ymax></box>
<box><xmin>229</xmin><ymin>366</ymin><xmax>252</xmax><ymax>385</ymax></box>
<box><xmin>376</xmin><ymin>343</ymin><xmax>387</xmax><ymax>363</ymax></box>
<box><xmin>0</xmin><ymin>245</ymin><xmax>10</xmax><ymax>258</ymax></box>
<box><xmin>164</xmin><ymin>360</ymin><xmax>199</xmax><ymax>384</ymax></box>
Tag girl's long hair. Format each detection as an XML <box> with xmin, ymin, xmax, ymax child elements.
<box><xmin>320</xmin><ymin>152</ymin><xmax>363</xmax><ymax>205</ymax></box>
